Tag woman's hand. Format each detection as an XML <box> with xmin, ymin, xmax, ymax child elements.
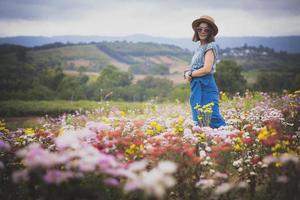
<box><xmin>185</xmin><ymin>71</ymin><xmax>192</xmax><ymax>82</ymax></box>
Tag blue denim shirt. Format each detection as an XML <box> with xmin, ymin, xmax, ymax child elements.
<box><xmin>189</xmin><ymin>41</ymin><xmax>220</xmax><ymax>74</ymax></box>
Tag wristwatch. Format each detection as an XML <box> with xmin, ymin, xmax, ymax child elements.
<box><xmin>188</xmin><ymin>70</ymin><xmax>193</xmax><ymax>78</ymax></box>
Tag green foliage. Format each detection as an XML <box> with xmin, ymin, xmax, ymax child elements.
<box><xmin>57</xmin><ymin>76</ymin><xmax>88</xmax><ymax>100</ymax></box>
<box><xmin>37</xmin><ymin>67</ymin><xmax>65</xmax><ymax>91</ymax></box>
<box><xmin>0</xmin><ymin>100</ymin><xmax>146</xmax><ymax>117</ymax></box>
<box><xmin>96</xmin><ymin>65</ymin><xmax>133</xmax><ymax>88</ymax></box>
<box><xmin>1</xmin><ymin>42</ymin><xmax>299</xmax><ymax>102</ymax></box>
<box><xmin>92</xmin><ymin>65</ymin><xmax>134</xmax><ymax>101</ymax></box>
<box><xmin>135</xmin><ymin>76</ymin><xmax>174</xmax><ymax>102</ymax></box>
<box><xmin>215</xmin><ymin>60</ymin><xmax>247</xmax><ymax>94</ymax></box>
<box><xmin>253</xmin><ymin>71</ymin><xmax>298</xmax><ymax>93</ymax></box>
<box><xmin>169</xmin><ymin>83</ymin><xmax>190</xmax><ymax>102</ymax></box>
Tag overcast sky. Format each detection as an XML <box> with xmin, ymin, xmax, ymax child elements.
<box><xmin>0</xmin><ymin>0</ymin><xmax>300</xmax><ymax>38</ymax></box>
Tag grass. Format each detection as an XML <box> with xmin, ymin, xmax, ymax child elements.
<box><xmin>0</xmin><ymin>100</ymin><xmax>182</xmax><ymax>130</ymax></box>
<box><xmin>241</xmin><ymin>70</ymin><xmax>260</xmax><ymax>86</ymax></box>
<box><xmin>0</xmin><ymin>100</ymin><xmax>149</xmax><ymax>118</ymax></box>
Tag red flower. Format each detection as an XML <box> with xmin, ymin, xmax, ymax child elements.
<box><xmin>242</xmin><ymin>137</ymin><xmax>254</xmax><ymax>145</ymax></box>
<box><xmin>261</xmin><ymin>135</ymin><xmax>278</xmax><ymax>146</ymax></box>
<box><xmin>251</xmin><ymin>156</ymin><xmax>261</xmax><ymax>165</ymax></box>
<box><xmin>133</xmin><ymin>120</ymin><xmax>144</xmax><ymax>129</ymax></box>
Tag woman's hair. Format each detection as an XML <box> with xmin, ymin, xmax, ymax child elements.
<box><xmin>194</xmin><ymin>23</ymin><xmax>215</xmax><ymax>43</ymax></box>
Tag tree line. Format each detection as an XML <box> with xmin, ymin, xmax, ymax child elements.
<box><xmin>0</xmin><ymin>47</ymin><xmax>299</xmax><ymax>102</ymax></box>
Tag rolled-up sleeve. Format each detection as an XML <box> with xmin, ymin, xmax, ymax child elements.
<box><xmin>204</xmin><ymin>42</ymin><xmax>220</xmax><ymax>73</ymax></box>
<box><xmin>204</xmin><ymin>42</ymin><xmax>219</xmax><ymax>64</ymax></box>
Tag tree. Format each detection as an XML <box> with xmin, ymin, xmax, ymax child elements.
<box><xmin>37</xmin><ymin>67</ymin><xmax>65</xmax><ymax>91</ymax></box>
<box><xmin>93</xmin><ymin>65</ymin><xmax>134</xmax><ymax>100</ymax></box>
<box><xmin>135</xmin><ymin>76</ymin><xmax>174</xmax><ymax>101</ymax></box>
<box><xmin>253</xmin><ymin>72</ymin><xmax>296</xmax><ymax>93</ymax></box>
<box><xmin>16</xmin><ymin>47</ymin><xmax>27</xmax><ymax>62</ymax></box>
<box><xmin>214</xmin><ymin>60</ymin><xmax>247</xmax><ymax>94</ymax></box>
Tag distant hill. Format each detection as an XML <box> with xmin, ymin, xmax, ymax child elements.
<box><xmin>0</xmin><ymin>41</ymin><xmax>299</xmax><ymax>84</ymax></box>
<box><xmin>0</xmin><ymin>42</ymin><xmax>192</xmax><ymax>84</ymax></box>
<box><xmin>0</xmin><ymin>34</ymin><xmax>300</xmax><ymax>53</ymax></box>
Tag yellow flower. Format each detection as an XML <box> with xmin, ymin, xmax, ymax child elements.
<box><xmin>125</xmin><ymin>143</ymin><xmax>144</xmax><ymax>158</ymax></box>
<box><xmin>148</xmin><ymin>121</ymin><xmax>163</xmax><ymax>134</ymax></box>
<box><xmin>194</xmin><ymin>104</ymin><xmax>201</xmax><ymax>110</ymax></box>
<box><xmin>24</xmin><ymin>128</ymin><xmax>35</xmax><ymax>135</ymax></box>
<box><xmin>150</xmin><ymin>121</ymin><xmax>158</xmax><ymax>127</ymax></box>
<box><xmin>120</xmin><ymin>111</ymin><xmax>126</xmax><ymax>117</ymax></box>
<box><xmin>275</xmin><ymin>162</ymin><xmax>282</xmax><ymax>167</ymax></box>
<box><xmin>146</xmin><ymin>129</ymin><xmax>154</xmax><ymax>136</ymax></box>
<box><xmin>139</xmin><ymin>144</ymin><xmax>144</xmax><ymax>150</ymax></box>
<box><xmin>0</xmin><ymin>120</ymin><xmax>9</xmax><ymax>134</ymax></box>
<box><xmin>178</xmin><ymin>116</ymin><xmax>184</xmax><ymax>123</ymax></box>
<box><xmin>155</xmin><ymin>124</ymin><xmax>162</xmax><ymax>132</ymax></box>
<box><xmin>234</xmin><ymin>144</ymin><xmax>241</xmax><ymax>151</ymax></box>
<box><xmin>257</xmin><ymin>127</ymin><xmax>270</xmax><ymax>141</ymax></box>
<box><xmin>58</xmin><ymin>127</ymin><xmax>64</xmax><ymax>136</ymax></box>
<box><xmin>194</xmin><ymin>133</ymin><xmax>207</xmax><ymax>143</ymax></box>
<box><xmin>272</xmin><ymin>152</ymin><xmax>279</xmax><ymax>156</ymax></box>
<box><xmin>233</xmin><ymin>137</ymin><xmax>244</xmax><ymax>151</ymax></box>
<box><xmin>173</xmin><ymin>116</ymin><xmax>185</xmax><ymax>135</ymax></box>
<box><xmin>283</xmin><ymin>140</ymin><xmax>290</xmax><ymax>146</ymax></box>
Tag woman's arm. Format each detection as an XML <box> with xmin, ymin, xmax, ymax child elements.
<box><xmin>191</xmin><ymin>49</ymin><xmax>214</xmax><ymax>77</ymax></box>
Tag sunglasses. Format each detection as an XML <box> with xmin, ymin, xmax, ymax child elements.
<box><xmin>196</xmin><ymin>27</ymin><xmax>210</xmax><ymax>33</ymax></box>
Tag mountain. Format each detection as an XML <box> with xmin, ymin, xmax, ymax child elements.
<box><xmin>0</xmin><ymin>41</ymin><xmax>193</xmax><ymax>84</ymax></box>
<box><xmin>0</xmin><ymin>34</ymin><xmax>300</xmax><ymax>53</ymax></box>
<box><xmin>1</xmin><ymin>40</ymin><xmax>299</xmax><ymax>87</ymax></box>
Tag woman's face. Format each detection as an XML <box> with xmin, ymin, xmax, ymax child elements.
<box><xmin>197</xmin><ymin>22</ymin><xmax>210</xmax><ymax>41</ymax></box>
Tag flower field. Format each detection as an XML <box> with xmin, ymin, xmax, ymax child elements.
<box><xmin>0</xmin><ymin>91</ymin><xmax>299</xmax><ymax>200</ymax></box>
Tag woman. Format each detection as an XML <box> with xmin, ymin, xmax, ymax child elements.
<box><xmin>184</xmin><ymin>15</ymin><xmax>226</xmax><ymax>128</ymax></box>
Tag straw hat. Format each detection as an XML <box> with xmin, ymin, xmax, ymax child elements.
<box><xmin>192</xmin><ymin>15</ymin><xmax>218</xmax><ymax>42</ymax></box>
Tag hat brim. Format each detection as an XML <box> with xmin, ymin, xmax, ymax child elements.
<box><xmin>192</xmin><ymin>18</ymin><xmax>218</xmax><ymax>36</ymax></box>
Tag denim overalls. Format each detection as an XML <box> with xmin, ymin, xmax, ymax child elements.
<box><xmin>189</xmin><ymin>42</ymin><xmax>226</xmax><ymax>128</ymax></box>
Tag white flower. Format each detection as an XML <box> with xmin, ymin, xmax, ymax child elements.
<box><xmin>237</xmin><ymin>181</ymin><xmax>248</xmax><ymax>188</ymax></box>
<box><xmin>157</xmin><ymin>161</ymin><xmax>177</xmax><ymax>174</ymax></box>
<box><xmin>257</xmin><ymin>161</ymin><xmax>262</xmax><ymax>166</ymax></box>
<box><xmin>277</xmin><ymin>176</ymin><xmax>288</xmax><ymax>183</ymax></box>
<box><xmin>279</xmin><ymin>154</ymin><xmax>299</xmax><ymax>164</ymax></box>
<box><xmin>128</xmin><ymin>159</ymin><xmax>148</xmax><ymax>172</ymax></box>
<box><xmin>202</xmin><ymin>161</ymin><xmax>209</xmax><ymax>166</ymax></box>
<box><xmin>250</xmin><ymin>171</ymin><xmax>256</xmax><ymax>176</ymax></box>
<box><xmin>233</xmin><ymin>159</ymin><xmax>242</xmax><ymax>167</ymax></box>
<box><xmin>262</xmin><ymin>155</ymin><xmax>278</xmax><ymax>165</ymax></box>
<box><xmin>199</xmin><ymin>150</ymin><xmax>206</xmax><ymax>159</ymax></box>
<box><xmin>261</xmin><ymin>164</ymin><xmax>268</xmax><ymax>168</ymax></box>
<box><xmin>196</xmin><ymin>179</ymin><xmax>215</xmax><ymax>189</ymax></box>
<box><xmin>55</xmin><ymin>133</ymin><xmax>81</xmax><ymax>150</ymax></box>
<box><xmin>214</xmin><ymin>183</ymin><xmax>233</xmax><ymax>195</ymax></box>
<box><xmin>238</xmin><ymin>167</ymin><xmax>243</xmax><ymax>172</ymax></box>
<box><xmin>205</xmin><ymin>146</ymin><xmax>212</xmax><ymax>152</ymax></box>
<box><xmin>124</xmin><ymin>160</ymin><xmax>177</xmax><ymax>199</ymax></box>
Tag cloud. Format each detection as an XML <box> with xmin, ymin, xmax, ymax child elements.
<box><xmin>1</xmin><ymin>0</ymin><xmax>299</xmax><ymax>20</ymax></box>
<box><xmin>0</xmin><ymin>0</ymin><xmax>299</xmax><ymax>37</ymax></box>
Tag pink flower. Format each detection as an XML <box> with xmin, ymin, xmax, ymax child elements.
<box><xmin>104</xmin><ymin>178</ymin><xmax>120</xmax><ymax>186</ymax></box>
<box><xmin>86</xmin><ymin>121</ymin><xmax>112</xmax><ymax>132</ymax></box>
<box><xmin>16</xmin><ymin>143</ymin><xmax>59</xmax><ymax>168</ymax></box>
<box><xmin>43</xmin><ymin>169</ymin><xmax>74</xmax><ymax>184</ymax></box>
<box><xmin>192</xmin><ymin>125</ymin><xmax>202</xmax><ymax>132</ymax></box>
<box><xmin>0</xmin><ymin>139</ymin><xmax>11</xmax><ymax>151</ymax></box>
<box><xmin>55</xmin><ymin>133</ymin><xmax>82</xmax><ymax>150</ymax></box>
